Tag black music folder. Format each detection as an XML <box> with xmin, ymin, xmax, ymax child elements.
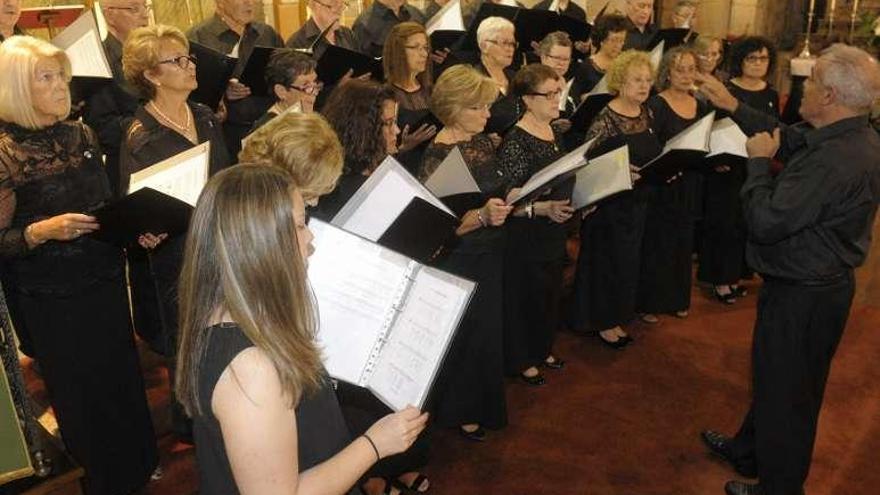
<box><xmin>397</xmin><ymin>108</ymin><xmax>442</xmax><ymax>133</ymax></box>
<box><xmin>422</xmin><ymin>147</ymin><xmax>484</xmax><ymax>215</ymax></box>
<box><xmin>460</xmin><ymin>3</ymin><xmax>519</xmax><ymax>52</ymax></box>
<box><xmin>426</xmin><ymin>0</ymin><xmax>466</xmax><ymax>51</ymax></box>
<box><xmin>648</xmin><ymin>28</ymin><xmax>694</xmax><ymax>51</ymax></box>
<box><xmin>570</xmin><ymin>92</ymin><xmax>614</xmax><ymax>133</ymax></box>
<box><xmin>331</xmin><ymin>156</ymin><xmax>460</xmax><ymax>263</ymax></box>
<box><xmin>90</xmin><ymin>188</ymin><xmax>192</xmax><ymax>247</ymax></box>
<box><xmin>507</xmin><ymin>138</ymin><xmax>596</xmax><ymax>205</ymax></box>
<box><xmin>189</xmin><ymin>42</ymin><xmax>237</xmax><ymax>110</ymax></box>
<box><xmin>307</xmin><ymin>219</ymin><xmax>475</xmax><ymax>411</ymax></box>
<box><xmin>515</xmin><ymin>8</ymin><xmax>591</xmax><ymax>46</ymax></box>
<box><xmin>315</xmin><ymin>44</ymin><xmax>383</xmax><ymax>85</ymax></box>
<box><xmin>238</xmin><ymin>45</ymin><xmax>277</xmax><ymax>97</ymax></box>
<box><xmin>639</xmin><ymin>111</ymin><xmax>715</xmax><ymax>182</ymax></box>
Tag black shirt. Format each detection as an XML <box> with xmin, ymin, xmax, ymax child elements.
<box><xmin>733</xmin><ymin>104</ymin><xmax>880</xmax><ymax>281</ymax></box>
<box><xmin>285</xmin><ymin>17</ymin><xmax>361</xmax><ymax>59</ymax></box>
<box><xmin>533</xmin><ymin>0</ymin><xmax>587</xmax><ymax>22</ymax></box>
<box><xmin>353</xmin><ymin>1</ymin><xmax>427</xmax><ymax>58</ymax></box>
<box><xmin>623</xmin><ymin>19</ymin><xmax>658</xmax><ymax>50</ymax></box>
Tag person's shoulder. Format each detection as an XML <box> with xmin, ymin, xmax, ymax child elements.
<box><xmin>186</xmin><ymin>17</ymin><xmax>215</xmax><ymax>39</ymax></box>
<box><xmin>533</xmin><ymin>0</ymin><xmax>552</xmax><ymax>9</ymax></box>
<box><xmin>214</xmin><ymin>345</ymin><xmax>288</xmax><ymax>416</ymax></box>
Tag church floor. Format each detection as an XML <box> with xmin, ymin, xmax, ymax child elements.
<box><xmin>20</xmin><ymin>229</ymin><xmax>880</xmax><ymax>495</ymax></box>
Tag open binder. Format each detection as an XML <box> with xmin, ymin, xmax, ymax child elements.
<box><xmin>315</xmin><ymin>44</ymin><xmax>383</xmax><ymax>86</ymax></box>
<box><xmin>332</xmin><ymin>156</ymin><xmax>460</xmax><ymax>262</ymax></box>
<box><xmin>705</xmin><ymin>117</ymin><xmax>748</xmax><ymax>167</ymax></box>
<box><xmin>91</xmin><ymin>142</ymin><xmax>210</xmax><ymax>246</ymax></box>
<box><xmin>308</xmin><ymin>220</ymin><xmax>476</xmax><ymax>411</ymax></box>
<box><xmin>426</xmin><ymin>0</ymin><xmax>466</xmax><ymax>51</ymax></box>
<box><xmin>638</xmin><ymin>111</ymin><xmax>715</xmax><ymax>182</ymax></box>
<box><xmin>570</xmin><ymin>76</ymin><xmax>613</xmax><ymax>133</ymax></box>
<box><xmin>239</xmin><ymin>45</ymin><xmax>277</xmax><ymax>97</ymax></box>
<box><xmin>189</xmin><ymin>42</ymin><xmax>237</xmax><ymax>110</ymax></box>
<box><xmin>507</xmin><ymin>138</ymin><xmax>596</xmax><ymax>205</ymax></box>
<box><xmin>571</xmin><ymin>144</ymin><xmax>632</xmax><ymax>209</ymax></box>
<box><xmin>422</xmin><ymin>147</ymin><xmax>484</xmax><ymax>214</ymax></box>
<box><xmin>51</xmin><ymin>10</ymin><xmax>113</xmax><ymax>101</ymax></box>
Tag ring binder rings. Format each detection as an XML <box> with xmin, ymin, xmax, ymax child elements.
<box><xmin>308</xmin><ymin>220</ymin><xmax>476</xmax><ymax>411</ymax></box>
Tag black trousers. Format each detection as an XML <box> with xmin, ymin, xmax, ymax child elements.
<box><xmin>728</xmin><ymin>272</ymin><xmax>855</xmax><ymax>495</ymax></box>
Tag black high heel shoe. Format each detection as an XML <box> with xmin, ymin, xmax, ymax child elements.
<box><xmin>712</xmin><ymin>286</ymin><xmax>737</xmax><ymax>305</ymax></box>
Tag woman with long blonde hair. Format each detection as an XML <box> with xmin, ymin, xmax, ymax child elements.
<box><xmin>176</xmin><ymin>164</ymin><xmax>428</xmax><ymax>494</ymax></box>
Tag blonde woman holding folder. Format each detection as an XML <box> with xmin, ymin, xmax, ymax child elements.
<box><xmin>176</xmin><ymin>164</ymin><xmax>428</xmax><ymax>495</ymax></box>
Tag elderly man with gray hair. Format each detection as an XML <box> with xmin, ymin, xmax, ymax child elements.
<box><xmin>697</xmin><ymin>43</ymin><xmax>880</xmax><ymax>495</ymax></box>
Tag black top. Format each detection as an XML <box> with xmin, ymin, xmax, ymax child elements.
<box><xmin>194</xmin><ymin>323</ymin><xmax>356</xmax><ymax>495</ymax></box>
<box><xmin>391</xmin><ymin>84</ymin><xmax>431</xmax><ymax>112</ymax></box>
<box><xmin>727</xmin><ymin>82</ymin><xmax>779</xmax><ymax>126</ymax></box>
<box><xmin>187</xmin><ymin>15</ymin><xmax>284</xmax><ymax>127</ymax></box>
<box><xmin>83</xmin><ymin>34</ymin><xmax>142</xmax><ymax>197</ymax></box>
<box><xmin>0</xmin><ymin>121</ymin><xmax>122</xmax><ymax>295</ymax></box>
<box><xmin>533</xmin><ymin>0</ymin><xmax>587</xmax><ymax>22</ymax></box>
<box><xmin>475</xmin><ymin>62</ymin><xmax>522</xmax><ymax>136</ymax></box>
<box><xmin>497</xmin><ymin>125</ymin><xmax>572</xmax><ymax>258</ymax></box>
<box><xmin>422</xmin><ymin>134</ymin><xmax>511</xmax><ymax>254</ymax></box>
<box><xmin>570</xmin><ymin>57</ymin><xmax>605</xmax><ymax>104</ymax></box>
<box><xmin>353</xmin><ymin>1</ymin><xmax>427</xmax><ymax>58</ymax></box>
<box><xmin>311</xmin><ymin>172</ymin><xmax>369</xmax><ymax>222</ymax></box>
<box><xmin>731</xmin><ymin>105</ymin><xmax>880</xmax><ymax>281</ymax></box>
<box><xmin>286</xmin><ymin>18</ymin><xmax>361</xmax><ymax>59</ymax></box>
<box><xmin>623</xmin><ymin>19</ymin><xmax>658</xmax><ymax>50</ymax></box>
<box><xmin>119</xmin><ymin>102</ymin><xmax>232</xmax><ymax>194</ymax></box>
<box><xmin>647</xmin><ymin>94</ymin><xmax>711</xmax><ymax>144</ymax></box>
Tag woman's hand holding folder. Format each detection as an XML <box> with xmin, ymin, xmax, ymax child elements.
<box><xmin>24</xmin><ymin>213</ymin><xmax>99</xmax><ymax>247</ymax></box>
<box><xmin>364</xmin><ymin>406</ymin><xmax>429</xmax><ymax>459</ymax></box>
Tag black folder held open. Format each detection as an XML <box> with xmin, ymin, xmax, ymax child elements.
<box><xmin>189</xmin><ymin>42</ymin><xmax>237</xmax><ymax>111</ymax></box>
<box><xmin>316</xmin><ymin>44</ymin><xmax>383</xmax><ymax>86</ymax></box>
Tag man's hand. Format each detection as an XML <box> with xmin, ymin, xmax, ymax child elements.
<box><xmin>226</xmin><ymin>78</ymin><xmax>252</xmax><ymax>101</ymax></box>
<box><xmin>695</xmin><ymin>73</ymin><xmax>738</xmax><ymax>112</ymax></box>
<box><xmin>746</xmin><ymin>128</ymin><xmax>781</xmax><ymax>159</ymax></box>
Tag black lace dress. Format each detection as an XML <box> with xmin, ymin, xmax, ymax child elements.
<box><xmin>569</xmin><ymin>105</ymin><xmax>662</xmax><ymax>332</ymax></box>
<box><xmin>636</xmin><ymin>95</ymin><xmax>711</xmax><ymax>314</ymax></box>
<box><xmin>698</xmin><ymin>83</ymin><xmax>779</xmax><ymax>286</ymax></box>
<box><xmin>497</xmin><ymin>125</ymin><xmax>571</xmax><ymax>373</ymax></box>
<box><xmin>420</xmin><ymin>134</ymin><xmax>511</xmax><ymax>430</ymax></box>
<box><xmin>0</xmin><ymin>121</ymin><xmax>158</xmax><ymax>495</ymax></box>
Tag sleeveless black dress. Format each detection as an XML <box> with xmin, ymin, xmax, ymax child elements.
<box><xmin>194</xmin><ymin>323</ymin><xmax>359</xmax><ymax>495</ymax></box>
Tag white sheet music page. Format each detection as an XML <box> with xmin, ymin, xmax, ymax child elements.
<box><xmin>708</xmin><ymin>117</ymin><xmax>748</xmax><ymax>158</ymax></box>
<box><xmin>426</xmin><ymin>0</ymin><xmax>465</xmax><ymax>34</ymax></box>
<box><xmin>571</xmin><ymin>145</ymin><xmax>632</xmax><ymax>209</ymax></box>
<box><xmin>332</xmin><ymin>156</ymin><xmax>455</xmax><ymax>241</ymax></box>
<box><xmin>650</xmin><ymin>40</ymin><xmax>665</xmax><ymax>70</ymax></box>
<box><xmin>307</xmin><ymin>220</ymin><xmax>412</xmax><ymax>385</ymax></box>
<box><xmin>663</xmin><ymin>111</ymin><xmax>715</xmax><ymax>153</ymax></box>
<box><xmin>559</xmin><ymin>78</ymin><xmax>574</xmax><ymax>111</ymax></box>
<box><xmin>368</xmin><ymin>266</ymin><xmax>475</xmax><ymax>411</ymax></box>
<box><xmin>127</xmin><ymin>142</ymin><xmax>210</xmax><ymax>207</ymax></box>
<box><xmin>588</xmin><ymin>75</ymin><xmax>609</xmax><ymax>96</ymax></box>
<box><xmin>423</xmin><ymin>147</ymin><xmax>480</xmax><ymax>198</ymax></box>
<box><xmin>507</xmin><ymin>137</ymin><xmax>596</xmax><ymax>204</ymax></box>
<box><xmin>51</xmin><ymin>11</ymin><xmax>112</xmax><ymax>79</ymax></box>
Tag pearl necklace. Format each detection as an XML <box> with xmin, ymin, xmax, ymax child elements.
<box><xmin>149</xmin><ymin>101</ymin><xmax>192</xmax><ymax>134</ymax></box>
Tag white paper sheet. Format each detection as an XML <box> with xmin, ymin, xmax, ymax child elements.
<box><xmin>571</xmin><ymin>145</ymin><xmax>632</xmax><ymax>209</ymax></box>
<box><xmin>650</xmin><ymin>40</ymin><xmax>665</xmax><ymax>70</ymax></box>
<box><xmin>127</xmin><ymin>142</ymin><xmax>210</xmax><ymax>207</ymax></box>
<box><xmin>508</xmin><ymin>138</ymin><xmax>596</xmax><ymax>204</ymax></box>
<box><xmin>426</xmin><ymin>0</ymin><xmax>465</xmax><ymax>34</ymax></box>
<box><xmin>51</xmin><ymin>10</ymin><xmax>112</xmax><ymax>79</ymax></box>
<box><xmin>662</xmin><ymin>111</ymin><xmax>715</xmax><ymax>153</ymax></box>
<box><xmin>560</xmin><ymin>78</ymin><xmax>574</xmax><ymax>111</ymax></box>
<box><xmin>332</xmin><ymin>156</ymin><xmax>455</xmax><ymax>241</ymax></box>
<box><xmin>423</xmin><ymin>147</ymin><xmax>480</xmax><ymax>198</ymax></box>
<box><xmin>707</xmin><ymin>117</ymin><xmax>748</xmax><ymax>158</ymax></box>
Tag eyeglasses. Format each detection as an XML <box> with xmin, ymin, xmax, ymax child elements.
<box><xmin>312</xmin><ymin>0</ymin><xmax>349</xmax><ymax>10</ymax></box>
<box><xmin>289</xmin><ymin>81</ymin><xmax>324</xmax><ymax>95</ymax></box>
<box><xmin>486</xmin><ymin>39</ymin><xmax>518</xmax><ymax>50</ymax></box>
<box><xmin>106</xmin><ymin>4</ymin><xmax>152</xmax><ymax>15</ymax></box>
<box><xmin>745</xmin><ymin>55</ymin><xmax>771</xmax><ymax>64</ymax></box>
<box><xmin>157</xmin><ymin>54</ymin><xmax>197</xmax><ymax>70</ymax></box>
<box><xmin>543</xmin><ymin>54</ymin><xmax>571</xmax><ymax>64</ymax></box>
<box><xmin>404</xmin><ymin>44</ymin><xmax>430</xmax><ymax>53</ymax></box>
<box><xmin>527</xmin><ymin>89</ymin><xmax>563</xmax><ymax>100</ymax></box>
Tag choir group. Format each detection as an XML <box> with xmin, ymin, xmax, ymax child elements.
<box><xmin>1</xmin><ymin>0</ymin><xmax>879</xmax><ymax>495</ymax></box>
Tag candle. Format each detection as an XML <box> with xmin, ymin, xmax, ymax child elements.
<box><xmin>850</xmin><ymin>0</ymin><xmax>861</xmax><ymax>43</ymax></box>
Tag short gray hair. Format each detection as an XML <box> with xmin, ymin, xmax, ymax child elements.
<box><xmin>818</xmin><ymin>44</ymin><xmax>880</xmax><ymax>112</ymax></box>
<box><xmin>477</xmin><ymin>16</ymin><xmax>514</xmax><ymax>47</ymax></box>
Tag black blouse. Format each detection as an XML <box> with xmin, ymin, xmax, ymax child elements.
<box><xmin>571</xmin><ymin>57</ymin><xmax>606</xmax><ymax>103</ymax></box>
<box><xmin>0</xmin><ymin>121</ymin><xmax>121</xmax><ymax>295</ymax></box>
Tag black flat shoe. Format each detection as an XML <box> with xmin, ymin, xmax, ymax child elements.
<box><xmin>724</xmin><ymin>480</ymin><xmax>764</xmax><ymax>495</ymax></box>
<box><xmin>700</xmin><ymin>430</ymin><xmax>757</xmax><ymax>478</ymax></box>
<box><xmin>519</xmin><ymin>371</ymin><xmax>546</xmax><ymax>386</ymax></box>
<box><xmin>459</xmin><ymin>425</ymin><xmax>487</xmax><ymax>442</ymax></box>
<box><xmin>541</xmin><ymin>357</ymin><xmax>566</xmax><ymax>370</ymax></box>
<box><xmin>597</xmin><ymin>333</ymin><xmax>629</xmax><ymax>349</ymax></box>
<box><xmin>712</xmin><ymin>287</ymin><xmax>737</xmax><ymax>305</ymax></box>
<box><xmin>732</xmin><ymin>285</ymin><xmax>748</xmax><ymax>297</ymax></box>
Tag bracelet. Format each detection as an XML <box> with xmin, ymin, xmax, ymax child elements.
<box><xmin>526</xmin><ymin>203</ymin><xmax>534</xmax><ymax>219</ymax></box>
<box><xmin>476</xmin><ymin>209</ymin><xmax>487</xmax><ymax>228</ymax></box>
<box><xmin>361</xmin><ymin>434</ymin><xmax>380</xmax><ymax>461</ymax></box>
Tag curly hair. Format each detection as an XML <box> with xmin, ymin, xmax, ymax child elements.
<box><xmin>590</xmin><ymin>13</ymin><xmax>629</xmax><ymax>49</ymax></box>
<box><xmin>655</xmin><ymin>46</ymin><xmax>698</xmax><ymax>92</ymax></box>
<box><xmin>727</xmin><ymin>36</ymin><xmax>776</xmax><ymax>79</ymax></box>
<box><xmin>607</xmin><ymin>50</ymin><xmax>654</xmax><ymax>94</ymax></box>
<box><xmin>320</xmin><ymin>79</ymin><xmax>396</xmax><ymax>175</ymax></box>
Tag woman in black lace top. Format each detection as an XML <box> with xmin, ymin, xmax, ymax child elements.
<box><xmin>638</xmin><ymin>47</ymin><xmax>711</xmax><ymax>321</ymax></box>
<box><xmin>0</xmin><ymin>36</ymin><xmax>157</xmax><ymax>495</ymax></box>
<box><xmin>698</xmin><ymin>36</ymin><xmax>779</xmax><ymax>304</ymax></box>
<box><xmin>498</xmin><ymin>64</ymin><xmax>573</xmax><ymax>386</ymax></box>
<box><xmin>569</xmin><ymin>50</ymin><xmax>661</xmax><ymax>349</ymax></box>
<box><xmin>420</xmin><ymin>64</ymin><xmax>514</xmax><ymax>442</ymax></box>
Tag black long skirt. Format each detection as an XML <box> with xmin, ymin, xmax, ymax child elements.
<box><xmin>503</xmin><ymin>221</ymin><xmax>565</xmax><ymax>374</ymax></box>
<box><xmin>429</xmin><ymin>247</ymin><xmax>507</xmax><ymax>429</ymax></box>
<box><xmin>698</xmin><ymin>167</ymin><xmax>748</xmax><ymax>285</ymax></box>
<box><xmin>10</xmin><ymin>275</ymin><xmax>158</xmax><ymax>495</ymax></box>
<box><xmin>637</xmin><ymin>181</ymin><xmax>697</xmax><ymax>314</ymax></box>
<box><xmin>569</xmin><ymin>192</ymin><xmax>648</xmax><ymax>331</ymax></box>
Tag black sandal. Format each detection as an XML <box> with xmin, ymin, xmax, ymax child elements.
<box><xmin>392</xmin><ymin>474</ymin><xmax>431</xmax><ymax>494</ymax></box>
<box><xmin>712</xmin><ymin>286</ymin><xmax>737</xmax><ymax>305</ymax></box>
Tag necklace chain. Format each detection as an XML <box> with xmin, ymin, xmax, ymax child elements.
<box><xmin>149</xmin><ymin>101</ymin><xmax>192</xmax><ymax>134</ymax></box>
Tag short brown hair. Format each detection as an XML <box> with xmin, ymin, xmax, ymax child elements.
<box><xmin>239</xmin><ymin>112</ymin><xmax>344</xmax><ymax>202</ymax></box>
<box><xmin>430</xmin><ymin>64</ymin><xmax>498</xmax><ymax>127</ymax></box>
<box><xmin>511</xmin><ymin>63</ymin><xmax>560</xmax><ymax>98</ymax></box>
<box><xmin>383</xmin><ymin>22</ymin><xmax>432</xmax><ymax>90</ymax></box>
<box><xmin>123</xmin><ymin>24</ymin><xmax>190</xmax><ymax>100</ymax></box>
<box><xmin>537</xmin><ymin>31</ymin><xmax>572</xmax><ymax>56</ymax></box>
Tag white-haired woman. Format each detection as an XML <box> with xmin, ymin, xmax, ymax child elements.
<box><xmin>476</xmin><ymin>16</ymin><xmax>522</xmax><ymax>134</ymax></box>
<box><xmin>0</xmin><ymin>35</ymin><xmax>158</xmax><ymax>495</ymax></box>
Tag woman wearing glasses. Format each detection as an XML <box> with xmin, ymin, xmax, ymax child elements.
<box><xmin>497</xmin><ymin>64</ymin><xmax>572</xmax><ymax>386</ymax></box>
<box><xmin>698</xmin><ymin>36</ymin><xmax>778</xmax><ymax>304</ymax></box>
<box><xmin>251</xmin><ymin>48</ymin><xmax>322</xmax><ymax>132</ymax></box>
<box><xmin>120</xmin><ymin>24</ymin><xmax>232</xmax><ymax>443</ymax></box>
<box><xmin>476</xmin><ymin>16</ymin><xmax>522</xmax><ymax>135</ymax></box>
<box><xmin>570</xmin><ymin>14</ymin><xmax>629</xmax><ymax>103</ymax></box>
